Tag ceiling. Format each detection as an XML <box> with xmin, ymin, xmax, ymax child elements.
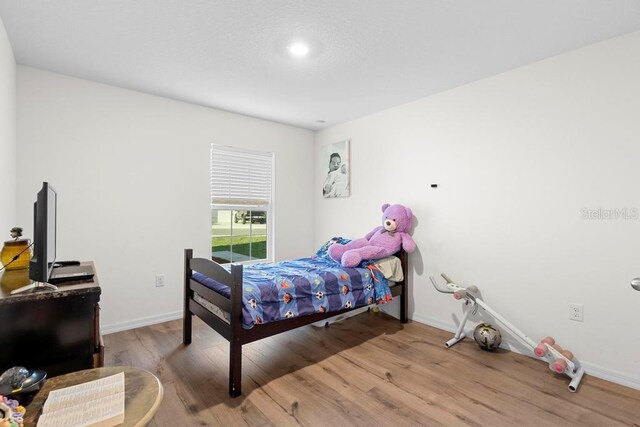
<box><xmin>1</xmin><ymin>1</ymin><xmax>640</xmax><ymax>130</ymax></box>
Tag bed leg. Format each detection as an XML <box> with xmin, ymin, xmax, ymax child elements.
<box><xmin>184</xmin><ymin>248</ymin><xmax>194</xmax><ymax>344</ymax></box>
<box><xmin>400</xmin><ymin>276</ymin><xmax>409</xmax><ymax>324</ymax></box>
<box><xmin>399</xmin><ymin>250</ymin><xmax>409</xmax><ymax>324</ymax></box>
<box><xmin>183</xmin><ymin>311</ymin><xmax>192</xmax><ymax>344</ymax></box>
<box><xmin>229</xmin><ymin>340</ymin><xmax>242</xmax><ymax>397</ymax></box>
<box><xmin>400</xmin><ymin>291</ymin><xmax>408</xmax><ymax>324</ymax></box>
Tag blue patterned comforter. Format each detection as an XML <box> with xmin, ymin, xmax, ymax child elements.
<box><xmin>192</xmin><ymin>257</ymin><xmax>392</xmax><ymax>329</ymax></box>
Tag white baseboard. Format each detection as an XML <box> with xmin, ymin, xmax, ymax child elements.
<box><xmin>409</xmin><ymin>312</ymin><xmax>640</xmax><ymax>391</ymax></box>
<box><xmin>578</xmin><ymin>361</ymin><xmax>640</xmax><ymax>390</ymax></box>
<box><xmin>410</xmin><ymin>312</ymin><xmax>458</xmax><ymax>334</ymax></box>
<box><xmin>101</xmin><ymin>310</ymin><xmax>183</xmax><ymax>335</ymax></box>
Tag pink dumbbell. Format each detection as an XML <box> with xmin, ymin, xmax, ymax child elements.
<box><xmin>552</xmin><ymin>350</ymin><xmax>574</xmax><ymax>373</ymax></box>
<box><xmin>534</xmin><ymin>336</ymin><xmax>555</xmax><ymax>357</ymax></box>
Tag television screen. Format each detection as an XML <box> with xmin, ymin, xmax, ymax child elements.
<box><xmin>29</xmin><ymin>182</ymin><xmax>57</xmax><ymax>283</ymax></box>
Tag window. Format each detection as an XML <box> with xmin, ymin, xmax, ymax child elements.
<box><xmin>210</xmin><ymin>145</ymin><xmax>274</xmax><ymax>264</ymax></box>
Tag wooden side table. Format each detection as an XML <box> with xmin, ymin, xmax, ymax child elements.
<box><xmin>24</xmin><ymin>366</ymin><xmax>163</xmax><ymax>427</ymax></box>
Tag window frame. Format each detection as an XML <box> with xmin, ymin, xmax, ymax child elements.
<box><xmin>210</xmin><ymin>145</ymin><xmax>275</xmax><ymax>265</ymax></box>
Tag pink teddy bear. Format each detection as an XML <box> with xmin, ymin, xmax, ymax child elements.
<box><xmin>328</xmin><ymin>203</ymin><xmax>416</xmax><ymax>267</ymax></box>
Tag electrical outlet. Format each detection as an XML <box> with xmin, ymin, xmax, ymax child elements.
<box><xmin>155</xmin><ymin>274</ymin><xmax>165</xmax><ymax>287</ymax></box>
<box><xmin>569</xmin><ymin>303</ymin><xmax>583</xmax><ymax>322</ymax></box>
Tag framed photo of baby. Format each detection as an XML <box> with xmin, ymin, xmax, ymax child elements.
<box><xmin>322</xmin><ymin>140</ymin><xmax>350</xmax><ymax>198</ymax></box>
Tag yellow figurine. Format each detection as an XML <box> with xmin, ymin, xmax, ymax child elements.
<box><xmin>1</xmin><ymin>228</ymin><xmax>31</xmax><ymax>271</ymax></box>
<box><xmin>8</xmin><ymin>228</ymin><xmax>22</xmax><ymax>240</ymax></box>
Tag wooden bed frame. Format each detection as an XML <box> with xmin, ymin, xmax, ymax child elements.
<box><xmin>183</xmin><ymin>249</ymin><xmax>409</xmax><ymax>397</ymax></box>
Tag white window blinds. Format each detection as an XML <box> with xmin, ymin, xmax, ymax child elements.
<box><xmin>210</xmin><ymin>145</ymin><xmax>274</xmax><ymax>206</ymax></box>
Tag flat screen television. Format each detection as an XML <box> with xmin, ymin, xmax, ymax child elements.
<box><xmin>29</xmin><ymin>182</ymin><xmax>57</xmax><ymax>283</ymax></box>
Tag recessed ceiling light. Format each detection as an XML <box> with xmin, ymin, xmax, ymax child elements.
<box><xmin>287</xmin><ymin>42</ymin><xmax>310</xmax><ymax>57</ymax></box>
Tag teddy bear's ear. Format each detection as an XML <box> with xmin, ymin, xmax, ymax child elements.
<box><xmin>405</xmin><ymin>207</ymin><xmax>413</xmax><ymax>219</ymax></box>
<box><xmin>381</xmin><ymin>203</ymin><xmax>390</xmax><ymax>212</ymax></box>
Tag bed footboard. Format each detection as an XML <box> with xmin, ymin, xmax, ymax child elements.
<box><xmin>184</xmin><ymin>249</ymin><xmax>244</xmax><ymax>396</ymax></box>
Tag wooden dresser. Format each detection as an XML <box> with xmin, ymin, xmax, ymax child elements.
<box><xmin>0</xmin><ymin>262</ymin><xmax>103</xmax><ymax>377</ymax></box>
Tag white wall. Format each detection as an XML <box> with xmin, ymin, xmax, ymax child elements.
<box><xmin>0</xmin><ymin>16</ymin><xmax>16</xmax><ymax>231</ymax></box>
<box><xmin>315</xmin><ymin>31</ymin><xmax>640</xmax><ymax>388</ymax></box>
<box><xmin>17</xmin><ymin>66</ymin><xmax>315</xmax><ymax>332</ymax></box>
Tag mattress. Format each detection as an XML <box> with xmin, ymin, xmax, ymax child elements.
<box><xmin>191</xmin><ymin>256</ymin><xmax>400</xmax><ymax>329</ymax></box>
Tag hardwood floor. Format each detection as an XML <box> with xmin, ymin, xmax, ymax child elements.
<box><xmin>104</xmin><ymin>311</ymin><xmax>640</xmax><ymax>426</ymax></box>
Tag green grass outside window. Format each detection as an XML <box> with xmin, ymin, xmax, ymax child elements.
<box><xmin>212</xmin><ymin>235</ymin><xmax>267</xmax><ymax>260</ymax></box>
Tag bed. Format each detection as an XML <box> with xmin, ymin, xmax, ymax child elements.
<box><xmin>183</xmin><ymin>247</ymin><xmax>409</xmax><ymax>397</ymax></box>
